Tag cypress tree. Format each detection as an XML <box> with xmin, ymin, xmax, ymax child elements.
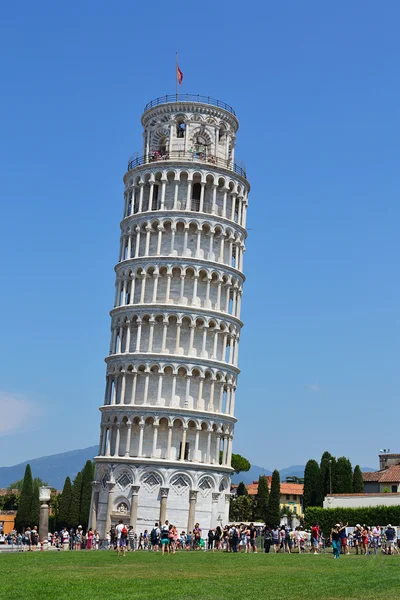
<box><xmin>236</xmin><ymin>481</ymin><xmax>248</xmax><ymax>497</ymax></box>
<box><xmin>15</xmin><ymin>464</ymin><xmax>34</xmax><ymax>531</ymax></box>
<box><xmin>31</xmin><ymin>482</ymin><xmax>40</xmax><ymax>526</ymax></box>
<box><xmin>254</xmin><ymin>475</ymin><xmax>269</xmax><ymax>523</ymax></box>
<box><xmin>320</xmin><ymin>451</ymin><xmax>336</xmax><ymax>497</ymax></box>
<box><xmin>303</xmin><ymin>459</ymin><xmax>323</xmax><ymax>509</ymax></box>
<box><xmin>58</xmin><ymin>476</ymin><xmax>73</xmax><ymax>529</ymax></box>
<box><xmin>353</xmin><ymin>465</ymin><xmax>364</xmax><ymax>493</ymax></box>
<box><xmin>265</xmin><ymin>470</ymin><xmax>280</xmax><ymax>527</ymax></box>
<box><xmin>334</xmin><ymin>457</ymin><xmax>353</xmax><ymax>493</ymax></box>
<box><xmin>69</xmin><ymin>471</ymin><xmax>83</xmax><ymax>527</ymax></box>
<box><xmin>80</xmin><ymin>460</ymin><xmax>95</xmax><ymax>530</ymax></box>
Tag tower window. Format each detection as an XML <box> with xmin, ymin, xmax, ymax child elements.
<box><xmin>179</xmin><ymin>442</ymin><xmax>189</xmax><ymax>460</ymax></box>
<box><xmin>192</xmin><ymin>183</ymin><xmax>201</xmax><ymax>211</ymax></box>
<box><xmin>152</xmin><ymin>185</ymin><xmax>159</xmax><ymax>210</ymax></box>
<box><xmin>176</xmin><ymin>119</ymin><xmax>185</xmax><ymax>138</ymax></box>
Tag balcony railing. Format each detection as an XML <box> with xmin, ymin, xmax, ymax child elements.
<box><xmin>144</xmin><ymin>94</ymin><xmax>236</xmax><ymax>116</ymax></box>
<box><xmin>127</xmin><ymin>151</ymin><xmax>247</xmax><ymax>179</ymax></box>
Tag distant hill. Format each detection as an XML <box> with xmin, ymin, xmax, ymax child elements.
<box><xmin>232</xmin><ymin>465</ymin><xmax>305</xmax><ymax>485</ymax></box>
<box><xmin>0</xmin><ymin>447</ymin><xmax>377</xmax><ymax>490</ymax></box>
<box><xmin>0</xmin><ymin>446</ymin><xmax>98</xmax><ymax>489</ymax></box>
<box><xmin>231</xmin><ymin>464</ymin><xmax>272</xmax><ymax>484</ymax></box>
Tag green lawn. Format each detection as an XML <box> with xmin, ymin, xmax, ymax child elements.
<box><xmin>1</xmin><ymin>550</ymin><xmax>399</xmax><ymax>600</ymax></box>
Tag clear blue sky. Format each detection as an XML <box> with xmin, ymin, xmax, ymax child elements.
<box><xmin>0</xmin><ymin>1</ymin><xmax>398</xmax><ymax>471</ymax></box>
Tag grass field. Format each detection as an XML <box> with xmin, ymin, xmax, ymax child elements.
<box><xmin>1</xmin><ymin>550</ymin><xmax>400</xmax><ymax>600</ymax></box>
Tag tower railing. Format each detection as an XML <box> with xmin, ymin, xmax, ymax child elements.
<box><xmin>127</xmin><ymin>150</ymin><xmax>247</xmax><ymax>179</ymax></box>
<box><xmin>144</xmin><ymin>94</ymin><xmax>236</xmax><ymax>116</ymax></box>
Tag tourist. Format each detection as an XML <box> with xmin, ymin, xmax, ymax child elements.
<box><xmin>297</xmin><ymin>527</ymin><xmax>307</xmax><ymax>553</ymax></box>
<box><xmin>361</xmin><ymin>526</ymin><xmax>370</xmax><ymax>555</ymax></box>
<box><xmin>284</xmin><ymin>528</ymin><xmax>291</xmax><ymax>553</ymax></box>
<box><xmin>385</xmin><ymin>524</ymin><xmax>396</xmax><ymax>555</ymax></box>
<box><xmin>215</xmin><ymin>526</ymin><xmax>222</xmax><ymax>551</ymax></box>
<box><xmin>105</xmin><ymin>530</ymin><xmax>111</xmax><ymax>549</ymax></box>
<box><xmin>127</xmin><ymin>526</ymin><xmax>135</xmax><ymax>551</ymax></box>
<box><xmin>339</xmin><ymin>522</ymin><xmax>349</xmax><ymax>555</ymax></box>
<box><xmin>61</xmin><ymin>527</ymin><xmax>70</xmax><ymax>551</ymax></box>
<box><xmin>193</xmin><ymin>523</ymin><xmax>202</xmax><ymax>549</ymax></box>
<box><xmin>279</xmin><ymin>527</ymin><xmax>286</xmax><ymax>552</ymax></box>
<box><xmin>86</xmin><ymin>528</ymin><xmax>94</xmax><ymax>550</ymax></box>
<box><xmin>110</xmin><ymin>524</ymin><xmax>116</xmax><ymax>549</ymax></box>
<box><xmin>161</xmin><ymin>520</ymin><xmax>170</xmax><ymax>555</ymax></box>
<box><xmin>186</xmin><ymin>530</ymin><xmax>192</xmax><ymax>550</ymax></box>
<box><xmin>75</xmin><ymin>528</ymin><xmax>82</xmax><ymax>551</ymax></box>
<box><xmin>138</xmin><ymin>532</ymin><xmax>144</xmax><ymax>550</ymax></box>
<box><xmin>150</xmin><ymin>522</ymin><xmax>160</xmax><ymax>551</ymax></box>
<box><xmin>143</xmin><ymin>529</ymin><xmax>149</xmax><ymax>550</ymax></box>
<box><xmin>372</xmin><ymin>525</ymin><xmax>381</xmax><ymax>555</ymax></box>
<box><xmin>31</xmin><ymin>526</ymin><xmax>39</xmax><ymax>550</ymax></box>
<box><xmin>222</xmin><ymin>525</ymin><xmax>230</xmax><ymax>551</ymax></box>
<box><xmin>115</xmin><ymin>519</ymin><xmax>127</xmax><ymax>557</ymax></box>
<box><xmin>239</xmin><ymin>525</ymin><xmax>248</xmax><ymax>552</ymax></box>
<box><xmin>353</xmin><ymin>525</ymin><xmax>362</xmax><ymax>554</ymax></box>
<box><xmin>249</xmin><ymin>522</ymin><xmax>258</xmax><ymax>553</ymax></box>
<box><xmin>263</xmin><ymin>526</ymin><xmax>272</xmax><ymax>553</ymax></box>
<box><xmin>207</xmin><ymin>528</ymin><xmax>214</xmax><ymax>551</ymax></box>
<box><xmin>229</xmin><ymin>524</ymin><xmax>239</xmax><ymax>553</ymax></box>
<box><xmin>330</xmin><ymin>524</ymin><xmax>341</xmax><ymax>559</ymax></box>
<box><xmin>311</xmin><ymin>522</ymin><xmax>320</xmax><ymax>555</ymax></box>
<box><xmin>272</xmin><ymin>527</ymin><xmax>280</xmax><ymax>553</ymax></box>
<box><xmin>23</xmin><ymin>527</ymin><xmax>32</xmax><ymax>551</ymax></box>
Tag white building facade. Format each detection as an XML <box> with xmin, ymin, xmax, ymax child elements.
<box><xmin>90</xmin><ymin>94</ymin><xmax>250</xmax><ymax>536</ymax></box>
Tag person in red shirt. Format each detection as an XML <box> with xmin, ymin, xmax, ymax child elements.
<box><xmin>311</xmin><ymin>522</ymin><xmax>320</xmax><ymax>554</ymax></box>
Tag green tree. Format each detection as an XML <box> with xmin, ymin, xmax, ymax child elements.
<box><xmin>58</xmin><ymin>476</ymin><xmax>73</xmax><ymax>529</ymax></box>
<box><xmin>15</xmin><ymin>464</ymin><xmax>34</xmax><ymax>531</ymax></box>
<box><xmin>254</xmin><ymin>475</ymin><xmax>269</xmax><ymax>523</ymax></box>
<box><xmin>1</xmin><ymin>494</ymin><xmax>19</xmax><ymax>511</ymax></box>
<box><xmin>229</xmin><ymin>495</ymin><xmax>254</xmax><ymax>522</ymax></box>
<box><xmin>230</xmin><ymin>454</ymin><xmax>251</xmax><ymax>474</ymax></box>
<box><xmin>31</xmin><ymin>482</ymin><xmax>40</xmax><ymax>526</ymax></box>
<box><xmin>265</xmin><ymin>470</ymin><xmax>280</xmax><ymax>527</ymax></box>
<box><xmin>303</xmin><ymin>459</ymin><xmax>323</xmax><ymax>509</ymax></box>
<box><xmin>280</xmin><ymin>504</ymin><xmax>295</xmax><ymax>519</ymax></box>
<box><xmin>334</xmin><ymin>457</ymin><xmax>353</xmax><ymax>493</ymax></box>
<box><xmin>80</xmin><ymin>460</ymin><xmax>95</xmax><ymax>530</ymax></box>
<box><xmin>8</xmin><ymin>477</ymin><xmax>47</xmax><ymax>492</ymax></box>
<box><xmin>352</xmin><ymin>465</ymin><xmax>364</xmax><ymax>493</ymax></box>
<box><xmin>236</xmin><ymin>481</ymin><xmax>248</xmax><ymax>496</ymax></box>
<box><xmin>69</xmin><ymin>471</ymin><xmax>83</xmax><ymax>527</ymax></box>
<box><xmin>319</xmin><ymin>451</ymin><xmax>336</xmax><ymax>497</ymax></box>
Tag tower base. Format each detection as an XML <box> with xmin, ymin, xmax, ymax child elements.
<box><xmin>91</xmin><ymin>460</ymin><xmax>232</xmax><ymax>538</ymax></box>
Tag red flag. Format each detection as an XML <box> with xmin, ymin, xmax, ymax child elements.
<box><xmin>177</xmin><ymin>65</ymin><xmax>183</xmax><ymax>85</ymax></box>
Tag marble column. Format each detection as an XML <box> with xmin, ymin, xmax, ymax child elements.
<box><xmin>180</xmin><ymin>426</ymin><xmax>187</xmax><ymax>460</ymax></box>
<box><xmin>187</xmin><ymin>490</ymin><xmax>197</xmax><ymax>532</ymax></box>
<box><xmin>105</xmin><ymin>480</ymin><xmax>116</xmax><ymax>535</ymax></box>
<box><xmin>125</xmin><ymin>421</ymin><xmax>132</xmax><ymax>457</ymax></box>
<box><xmin>159</xmin><ymin>487</ymin><xmax>169</xmax><ymax>524</ymax></box>
<box><xmin>130</xmin><ymin>485</ymin><xmax>140</xmax><ymax>529</ymax></box>
<box><xmin>210</xmin><ymin>493</ymin><xmax>220</xmax><ymax>529</ymax></box>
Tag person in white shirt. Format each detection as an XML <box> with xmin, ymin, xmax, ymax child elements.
<box><xmin>372</xmin><ymin>525</ymin><xmax>381</xmax><ymax>555</ymax></box>
<box><xmin>116</xmin><ymin>519</ymin><xmax>127</xmax><ymax>556</ymax></box>
<box><xmin>62</xmin><ymin>528</ymin><xmax>69</xmax><ymax>551</ymax></box>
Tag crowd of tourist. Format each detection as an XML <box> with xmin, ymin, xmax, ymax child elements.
<box><xmin>2</xmin><ymin>520</ymin><xmax>400</xmax><ymax>557</ymax></box>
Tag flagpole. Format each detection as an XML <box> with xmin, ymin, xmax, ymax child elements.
<box><xmin>176</xmin><ymin>52</ymin><xmax>178</xmax><ymax>99</ymax></box>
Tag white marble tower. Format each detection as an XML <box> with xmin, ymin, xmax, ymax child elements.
<box><xmin>90</xmin><ymin>94</ymin><xmax>250</xmax><ymax>536</ymax></box>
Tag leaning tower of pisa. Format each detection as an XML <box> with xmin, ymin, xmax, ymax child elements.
<box><xmin>90</xmin><ymin>94</ymin><xmax>250</xmax><ymax>537</ymax></box>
